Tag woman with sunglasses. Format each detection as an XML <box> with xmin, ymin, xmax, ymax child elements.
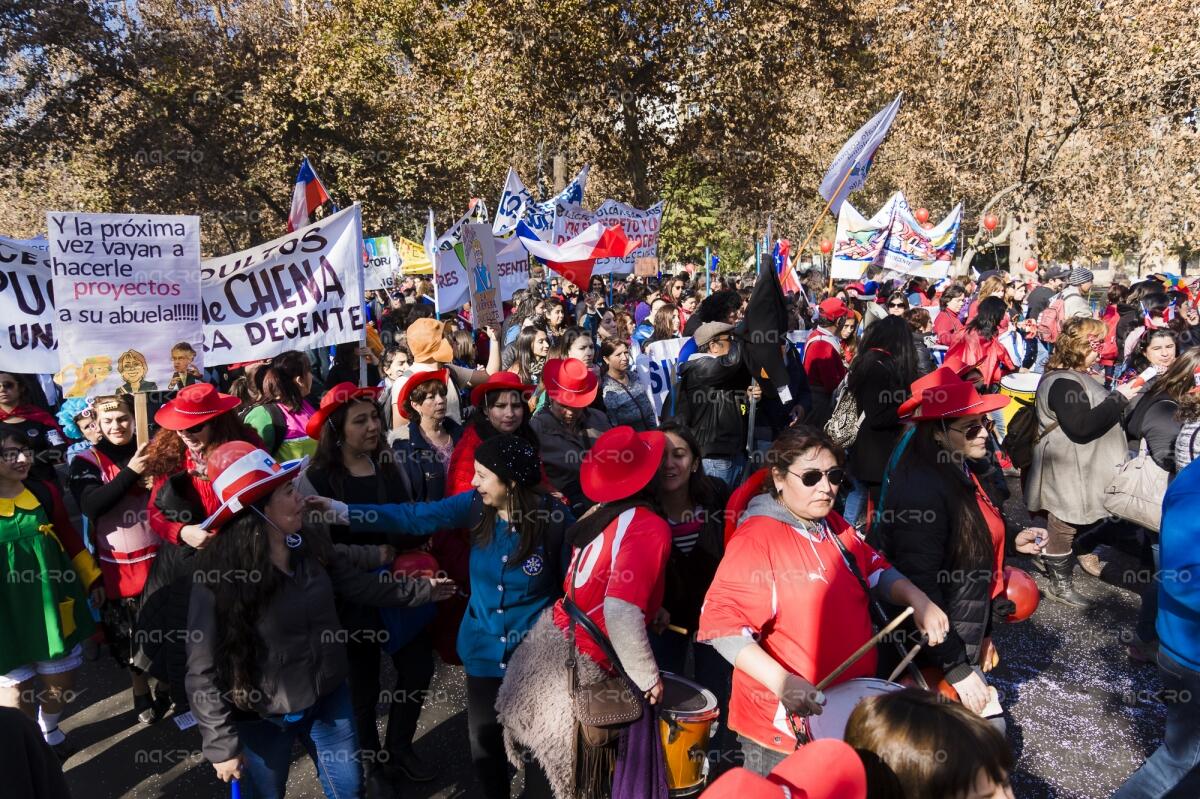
<box><xmin>0</xmin><ymin>371</ymin><xmax>67</xmax><ymax>484</ymax></box>
<box><xmin>697</xmin><ymin>426</ymin><xmax>950</xmax><ymax>775</ymax></box>
<box><xmin>873</xmin><ymin>371</ymin><xmax>1047</xmax><ymax>717</ymax></box>
<box><xmin>1027</xmin><ymin>318</ymin><xmax>1143</xmax><ymax>607</ymax></box>
<box><xmin>885</xmin><ymin>293</ymin><xmax>910</xmax><ymax>316</ymax></box>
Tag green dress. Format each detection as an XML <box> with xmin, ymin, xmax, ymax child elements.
<box><xmin>0</xmin><ymin>489</ymin><xmax>96</xmax><ymax>676</ymax></box>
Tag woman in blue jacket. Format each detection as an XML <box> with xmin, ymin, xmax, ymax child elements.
<box><xmin>312</xmin><ymin>434</ymin><xmax>573</xmax><ymax>799</ymax></box>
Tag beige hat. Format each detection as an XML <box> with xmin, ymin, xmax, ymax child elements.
<box><xmin>694</xmin><ymin>322</ymin><xmax>735</xmax><ymax>348</ymax></box>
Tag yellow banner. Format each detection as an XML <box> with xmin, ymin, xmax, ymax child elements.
<box><xmin>397</xmin><ymin>237</ymin><xmax>432</xmax><ymax>274</ymax></box>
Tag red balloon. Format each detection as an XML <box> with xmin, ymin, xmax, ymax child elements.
<box><xmin>819</xmin><ymin>239</ymin><xmax>833</xmax><ymax>255</ymax></box>
<box><xmin>1003</xmin><ymin>566</ymin><xmax>1040</xmax><ymax>622</ymax></box>
<box><xmin>914</xmin><ymin>207</ymin><xmax>930</xmax><ymax>224</ymax></box>
<box><xmin>1023</xmin><ymin>257</ymin><xmax>1038</xmax><ymax>273</ymax></box>
<box><xmin>983</xmin><ymin>214</ymin><xmax>999</xmax><ymax>232</ymax></box>
<box><xmin>392</xmin><ymin>551</ymin><xmax>440</xmax><ymax>578</ymax></box>
<box><xmin>921</xmin><ymin>221</ymin><xmax>934</xmax><ymax>230</ymax></box>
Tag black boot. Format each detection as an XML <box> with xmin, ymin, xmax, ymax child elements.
<box><xmin>1044</xmin><ymin>552</ymin><xmax>1089</xmax><ymax>608</ymax></box>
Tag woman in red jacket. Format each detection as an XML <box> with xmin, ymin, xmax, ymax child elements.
<box><xmin>943</xmin><ymin>297</ymin><xmax>1016</xmax><ymax>389</ymax></box>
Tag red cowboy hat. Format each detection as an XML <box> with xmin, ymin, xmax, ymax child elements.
<box><xmin>581</xmin><ymin>426</ymin><xmax>666</xmax><ymax>503</ymax></box>
<box><xmin>154</xmin><ymin>382</ymin><xmax>241</xmax><ymax>431</ymax></box>
<box><xmin>542</xmin><ymin>358</ymin><xmax>598</xmax><ymax>409</ymax></box>
<box><xmin>305</xmin><ymin>382</ymin><xmax>383</xmax><ymax>440</ymax></box>
<box><xmin>900</xmin><ymin>373</ymin><xmax>1009</xmax><ymax>421</ymax></box>
<box><xmin>396</xmin><ymin>369</ymin><xmax>448</xmax><ymax>419</ymax></box>
<box><xmin>896</xmin><ymin>365</ymin><xmax>965</xmax><ymax>418</ymax></box>
<box><xmin>701</xmin><ymin>739</ymin><xmax>867</xmax><ymax>799</ymax></box>
<box><xmin>470</xmin><ymin>371</ymin><xmax>534</xmax><ymax>408</ymax></box>
<box><xmin>200</xmin><ymin>441</ymin><xmax>307</xmax><ymax>531</ymax></box>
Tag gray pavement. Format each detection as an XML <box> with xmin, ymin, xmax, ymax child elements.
<box><xmin>55</xmin><ymin>483</ymin><xmax>1166</xmax><ymax>798</ymax></box>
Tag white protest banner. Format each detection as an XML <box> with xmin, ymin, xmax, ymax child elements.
<box><xmin>496</xmin><ymin>237</ymin><xmax>530</xmax><ymax>302</ymax></box>
<box><xmin>436</xmin><ymin>201</ymin><xmax>489</xmax><ymax>250</ymax></box>
<box><xmin>48</xmin><ymin>213</ymin><xmax>202</xmax><ymax>398</ymax></box>
<box><xmin>493</xmin><ymin>165</ymin><xmax>589</xmax><ymax>239</ymax></box>
<box><xmin>555</xmin><ymin>199</ymin><xmax>662</xmax><ymax>276</ymax></box>
<box><xmin>201</xmin><ymin>204</ymin><xmax>365</xmax><ymax>367</ymax></box>
<box><xmin>462</xmin><ymin>223</ymin><xmax>504</xmax><ymax>331</ymax></box>
<box><xmin>434</xmin><ymin>247</ymin><xmax>469</xmax><ymax>313</ymax></box>
<box><xmin>633</xmin><ymin>336</ymin><xmax>686</xmax><ymax>423</ymax></box>
<box><xmin>363</xmin><ymin>236</ymin><xmax>397</xmax><ymax>291</ymax></box>
<box><xmin>832</xmin><ymin>192</ymin><xmax>961</xmax><ymax>281</ymax></box>
<box><xmin>0</xmin><ymin>236</ymin><xmax>56</xmax><ymax>373</ymax></box>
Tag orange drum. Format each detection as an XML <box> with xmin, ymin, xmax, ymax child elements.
<box><xmin>659</xmin><ymin>673</ymin><xmax>719</xmax><ymax>796</ymax></box>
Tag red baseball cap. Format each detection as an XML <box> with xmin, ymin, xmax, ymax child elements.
<box><xmin>818</xmin><ymin>297</ymin><xmax>850</xmax><ymax>320</ymax></box>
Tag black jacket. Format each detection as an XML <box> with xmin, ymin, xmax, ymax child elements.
<box><xmin>672</xmin><ymin>344</ymin><xmax>752</xmax><ymax>459</ymax></box>
<box><xmin>1124</xmin><ymin>390</ymin><xmax>1180</xmax><ymax>473</ymax></box>
<box><xmin>912</xmin><ymin>332</ymin><xmax>935</xmax><ymax>376</ymax></box>
<box><xmin>847</xmin><ymin>359</ymin><xmax>908</xmax><ymax>485</ymax></box>
<box><xmin>756</xmin><ymin>347</ymin><xmax>813</xmax><ymax>436</ymax></box>
<box><xmin>391</xmin><ymin>418</ymin><xmax>464</xmax><ymax>502</ymax></box>
<box><xmin>873</xmin><ymin>457</ymin><xmax>1020</xmax><ymax>681</ymax></box>
<box><xmin>661</xmin><ymin>478</ymin><xmax>731</xmax><ymax>631</ymax></box>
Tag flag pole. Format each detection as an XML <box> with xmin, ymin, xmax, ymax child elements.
<box><xmin>797</xmin><ymin>166</ymin><xmax>854</xmax><ymax>258</ymax></box>
<box><xmin>704</xmin><ymin>246</ymin><xmax>711</xmax><ymax>294</ymax></box>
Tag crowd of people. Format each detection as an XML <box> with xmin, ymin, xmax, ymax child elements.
<box><xmin>1</xmin><ymin>261</ymin><xmax>1197</xmax><ymax>799</ymax></box>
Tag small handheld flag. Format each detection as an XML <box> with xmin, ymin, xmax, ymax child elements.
<box><xmin>287</xmin><ymin>157</ymin><xmax>332</xmax><ymax>232</ymax></box>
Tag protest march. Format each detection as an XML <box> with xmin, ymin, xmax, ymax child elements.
<box><xmin>2</xmin><ymin>13</ymin><xmax>1199</xmax><ymax>799</ymax></box>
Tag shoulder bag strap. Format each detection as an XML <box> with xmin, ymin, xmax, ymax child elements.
<box><xmin>563</xmin><ymin>533</ymin><xmax>638</xmax><ymax>687</ymax></box>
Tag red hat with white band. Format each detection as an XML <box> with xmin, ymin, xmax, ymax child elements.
<box><xmin>154</xmin><ymin>383</ymin><xmax>241</xmax><ymax>431</ymax></box>
<box><xmin>200</xmin><ymin>441</ymin><xmax>307</xmax><ymax>531</ymax></box>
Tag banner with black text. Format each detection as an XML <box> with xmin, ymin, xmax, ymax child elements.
<box><xmin>0</xmin><ymin>236</ymin><xmax>56</xmax><ymax>373</ymax></box>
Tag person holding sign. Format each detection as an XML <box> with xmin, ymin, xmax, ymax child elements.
<box><xmin>184</xmin><ymin>442</ymin><xmax>454</xmax><ymax>796</ymax></box>
<box><xmin>66</xmin><ymin>394</ymin><xmax>166</xmax><ymax>723</ymax></box>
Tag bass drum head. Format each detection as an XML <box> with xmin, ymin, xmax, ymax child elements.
<box><xmin>661</xmin><ymin>672</ymin><xmax>717</xmax><ymax>716</ymax></box>
<box><xmin>805</xmin><ymin>678</ymin><xmax>903</xmax><ymax>741</ymax></box>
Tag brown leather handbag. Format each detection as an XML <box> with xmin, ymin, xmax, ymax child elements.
<box><xmin>563</xmin><ymin>578</ymin><xmax>643</xmax><ymax>747</ymax></box>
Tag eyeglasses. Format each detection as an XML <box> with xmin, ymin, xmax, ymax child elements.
<box><xmin>185</xmin><ymin>419</ymin><xmax>212</xmax><ymax>434</ymax></box>
<box><xmin>0</xmin><ymin>447</ymin><xmax>34</xmax><ymax>464</ymax></box>
<box><xmin>947</xmin><ymin>418</ymin><xmax>994</xmax><ymax>439</ymax></box>
<box><xmin>788</xmin><ymin>467</ymin><xmax>846</xmax><ymax>487</ymax></box>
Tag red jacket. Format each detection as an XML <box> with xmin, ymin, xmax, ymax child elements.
<box><xmin>943</xmin><ymin>329</ymin><xmax>1015</xmax><ymax>387</ymax></box>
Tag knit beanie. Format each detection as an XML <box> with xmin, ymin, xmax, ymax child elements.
<box><xmin>1066</xmin><ymin>267</ymin><xmax>1094</xmax><ymax>286</ymax></box>
<box><xmin>473</xmin><ymin>434</ymin><xmax>540</xmax><ymax>488</ymax></box>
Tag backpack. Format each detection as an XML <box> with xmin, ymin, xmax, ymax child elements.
<box><xmin>1036</xmin><ymin>294</ymin><xmax>1067</xmax><ymax>344</ymax></box>
<box><xmin>1001</xmin><ymin>400</ymin><xmax>1058</xmax><ymax>472</ymax></box>
<box><xmin>824</xmin><ymin>375</ymin><xmax>864</xmax><ymax>450</ymax></box>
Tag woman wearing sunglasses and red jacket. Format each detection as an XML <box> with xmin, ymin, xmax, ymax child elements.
<box><xmin>697</xmin><ymin>426</ymin><xmax>949</xmax><ymax>776</ymax></box>
<box><xmin>871</xmin><ymin>372</ymin><xmax>1047</xmax><ymax>718</ymax></box>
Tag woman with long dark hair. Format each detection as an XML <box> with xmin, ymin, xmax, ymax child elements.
<box><xmin>944</xmin><ymin>297</ymin><xmax>1015</xmax><ymax>389</ymax></box>
<box><xmin>874</xmin><ymin>372</ymin><xmax>1046</xmax><ymax>716</ymax></box>
<box><xmin>0</xmin><ymin>370</ymin><xmax>66</xmax><ymax>483</ymax></box>
<box><xmin>296</xmin><ymin>383</ymin><xmax>438</xmax><ymax>789</ymax></box>
<box><xmin>314</xmin><ymin>435</ymin><xmax>572</xmax><ymax>799</ymax></box>
<box><xmin>507</xmin><ymin>325</ymin><xmax>550</xmax><ymax>389</ymax></box>
<box><xmin>845</xmin><ymin>316</ymin><xmax>920</xmax><ymax>519</ymax></box>
<box><xmin>186</xmin><ymin>442</ymin><xmax>453</xmax><ymax>796</ymax></box>
<box><xmin>1118</xmin><ymin>328</ymin><xmax>1177</xmax><ymax>386</ymax></box>
<box><xmin>599</xmin><ymin>339</ymin><xmax>655</xmax><ymax>431</ymax></box>
<box><xmin>243</xmin><ymin>351</ymin><xmax>319</xmax><ymax>460</ymax></box>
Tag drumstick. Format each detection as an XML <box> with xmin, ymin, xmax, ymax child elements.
<box><xmin>816</xmin><ymin>607</ymin><xmax>914</xmax><ymax>692</ymax></box>
<box><xmin>887</xmin><ymin>642</ymin><xmax>923</xmax><ymax>683</ymax></box>
<box><xmin>666</xmin><ymin>624</ymin><xmax>689</xmax><ymax>636</ymax></box>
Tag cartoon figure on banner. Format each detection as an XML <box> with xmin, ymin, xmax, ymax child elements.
<box><xmin>55</xmin><ymin>356</ymin><xmax>113</xmax><ymax>398</ymax></box>
<box><xmin>166</xmin><ymin>341</ymin><xmax>202</xmax><ymax>390</ymax></box>
<box><xmin>469</xmin><ymin>238</ymin><xmax>492</xmax><ymax>294</ymax></box>
<box><xmin>839</xmin><ymin>226</ymin><xmax>886</xmax><ymax>261</ymax></box>
<box><xmin>115</xmin><ymin>349</ymin><xmax>158</xmax><ymax>395</ymax></box>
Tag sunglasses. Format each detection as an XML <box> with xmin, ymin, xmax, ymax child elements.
<box><xmin>947</xmin><ymin>418</ymin><xmax>994</xmax><ymax>439</ymax></box>
<box><xmin>887</xmin><ymin>302</ymin><xmax>907</xmax><ymax>309</ymax></box>
<box><xmin>788</xmin><ymin>467</ymin><xmax>846</xmax><ymax>487</ymax></box>
<box><xmin>185</xmin><ymin>419</ymin><xmax>212</xmax><ymax>434</ymax></box>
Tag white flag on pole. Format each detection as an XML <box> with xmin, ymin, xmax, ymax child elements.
<box><xmin>818</xmin><ymin>94</ymin><xmax>902</xmax><ymax>215</ymax></box>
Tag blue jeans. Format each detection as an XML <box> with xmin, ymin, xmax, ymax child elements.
<box><xmin>1113</xmin><ymin>650</ymin><xmax>1200</xmax><ymax>797</ymax></box>
<box><xmin>841</xmin><ymin>477</ymin><xmax>868</xmax><ymax>529</ymax></box>
<box><xmin>235</xmin><ymin>681</ymin><xmax>361</xmax><ymax>799</ymax></box>
<box><xmin>702</xmin><ymin>456</ymin><xmax>745</xmax><ymax>488</ymax></box>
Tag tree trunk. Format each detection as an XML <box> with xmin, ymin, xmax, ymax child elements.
<box><xmin>621</xmin><ymin>96</ymin><xmax>650</xmax><ymax>207</ymax></box>
<box><xmin>1010</xmin><ymin>199</ymin><xmax>1039</xmax><ymax>272</ymax></box>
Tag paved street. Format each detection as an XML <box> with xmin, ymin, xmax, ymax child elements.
<box><xmin>57</xmin><ymin>484</ymin><xmax>1165</xmax><ymax>798</ymax></box>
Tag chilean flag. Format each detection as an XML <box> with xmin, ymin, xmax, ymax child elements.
<box><xmin>773</xmin><ymin>239</ymin><xmax>802</xmax><ymax>295</ymax></box>
<box><xmin>287</xmin><ymin>157</ymin><xmax>332</xmax><ymax>232</ymax></box>
<box><xmin>516</xmin><ymin>220</ymin><xmax>639</xmax><ymax>288</ymax></box>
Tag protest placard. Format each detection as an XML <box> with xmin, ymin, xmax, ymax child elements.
<box><xmin>832</xmin><ymin>192</ymin><xmax>962</xmax><ymax>280</ymax></box>
<box><xmin>434</xmin><ymin>246</ymin><xmax>469</xmax><ymax>313</ymax></box>
<box><xmin>633</xmin><ymin>336</ymin><xmax>686</xmax><ymax>423</ymax></box>
<box><xmin>363</xmin><ymin>236</ymin><xmax>397</xmax><ymax>290</ymax></box>
<box><xmin>396</xmin><ymin>237</ymin><xmax>432</xmax><ymax>274</ymax></box>
<box><xmin>201</xmin><ymin>204</ymin><xmax>366</xmax><ymax>366</ymax></box>
<box><xmin>48</xmin><ymin>212</ymin><xmax>202</xmax><ymax>397</ymax></box>
<box><xmin>555</xmin><ymin>199</ymin><xmax>662</xmax><ymax>275</ymax></box>
<box><xmin>462</xmin><ymin>223</ymin><xmax>504</xmax><ymax>331</ymax></box>
<box><xmin>0</xmin><ymin>236</ymin><xmax>55</xmax><ymax>373</ymax></box>
<box><xmin>492</xmin><ymin>165</ymin><xmax>589</xmax><ymax>238</ymax></box>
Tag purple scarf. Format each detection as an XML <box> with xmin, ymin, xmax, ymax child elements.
<box><xmin>611</xmin><ymin>698</ymin><xmax>668</xmax><ymax>798</ymax></box>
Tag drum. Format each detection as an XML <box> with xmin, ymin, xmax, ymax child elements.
<box><xmin>999</xmin><ymin>372</ymin><xmax>1041</xmax><ymax>427</ymax></box>
<box><xmin>803</xmin><ymin>678</ymin><xmax>903</xmax><ymax>741</ymax></box>
<box><xmin>659</xmin><ymin>673</ymin><xmax>719</xmax><ymax>796</ymax></box>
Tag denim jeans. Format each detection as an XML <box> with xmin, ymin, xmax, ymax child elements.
<box><xmin>841</xmin><ymin>477</ymin><xmax>868</xmax><ymax>528</ymax></box>
<box><xmin>702</xmin><ymin>456</ymin><xmax>746</xmax><ymax>488</ymax></box>
<box><xmin>1136</xmin><ymin>541</ymin><xmax>1161</xmax><ymax>645</ymax></box>
<box><xmin>1113</xmin><ymin>650</ymin><xmax>1200</xmax><ymax>797</ymax></box>
<box><xmin>235</xmin><ymin>681</ymin><xmax>361</xmax><ymax>799</ymax></box>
